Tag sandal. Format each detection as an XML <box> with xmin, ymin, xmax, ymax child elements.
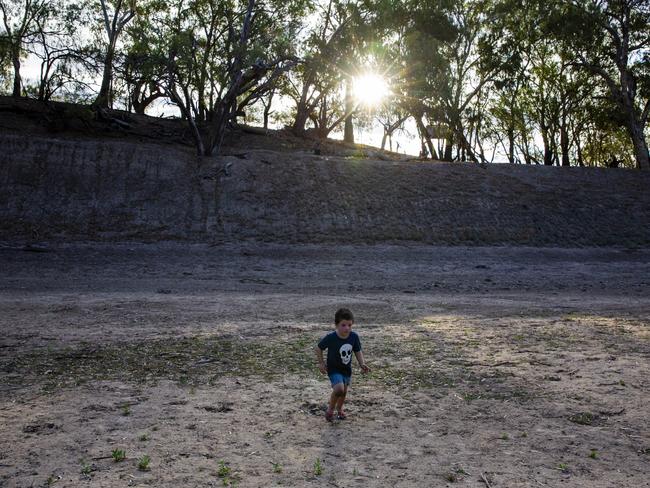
<box><xmin>337</xmin><ymin>411</ymin><xmax>347</xmax><ymax>420</ymax></box>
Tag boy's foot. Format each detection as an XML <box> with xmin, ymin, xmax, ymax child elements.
<box><xmin>325</xmin><ymin>409</ymin><xmax>334</xmax><ymax>422</ymax></box>
<box><xmin>337</xmin><ymin>410</ymin><xmax>347</xmax><ymax>420</ymax></box>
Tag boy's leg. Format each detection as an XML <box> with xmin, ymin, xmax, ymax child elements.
<box><xmin>335</xmin><ymin>384</ymin><xmax>348</xmax><ymax>415</ymax></box>
<box><xmin>326</xmin><ymin>375</ymin><xmax>346</xmax><ymax>421</ymax></box>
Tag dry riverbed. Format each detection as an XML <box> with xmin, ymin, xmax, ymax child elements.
<box><xmin>1</xmin><ymin>242</ymin><xmax>649</xmax><ymax>487</ymax></box>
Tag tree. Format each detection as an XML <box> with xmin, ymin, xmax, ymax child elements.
<box><xmin>287</xmin><ymin>0</ymin><xmax>359</xmax><ymax>137</ymax></box>
<box><xmin>0</xmin><ymin>0</ymin><xmax>49</xmax><ymax>97</ymax></box>
<box><xmin>547</xmin><ymin>0</ymin><xmax>650</xmax><ymax>169</ymax></box>
<box><xmin>94</xmin><ymin>0</ymin><xmax>137</xmax><ymax>107</ymax></box>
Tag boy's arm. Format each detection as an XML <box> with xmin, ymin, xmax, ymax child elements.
<box><xmin>315</xmin><ymin>347</ymin><xmax>327</xmax><ymax>374</ymax></box>
<box><xmin>354</xmin><ymin>351</ymin><xmax>370</xmax><ymax>373</ymax></box>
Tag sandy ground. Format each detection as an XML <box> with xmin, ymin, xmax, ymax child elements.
<box><xmin>1</xmin><ymin>242</ymin><xmax>649</xmax><ymax>487</ymax></box>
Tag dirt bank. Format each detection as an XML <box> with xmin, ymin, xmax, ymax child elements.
<box><xmin>2</xmin><ymin>98</ymin><xmax>650</xmax><ymax>246</ymax></box>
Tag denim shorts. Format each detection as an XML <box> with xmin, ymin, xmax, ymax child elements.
<box><xmin>328</xmin><ymin>372</ymin><xmax>351</xmax><ymax>386</ymax></box>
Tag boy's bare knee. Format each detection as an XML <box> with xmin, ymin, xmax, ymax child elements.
<box><xmin>333</xmin><ymin>385</ymin><xmax>345</xmax><ymax>397</ymax></box>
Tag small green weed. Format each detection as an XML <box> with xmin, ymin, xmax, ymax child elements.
<box><xmin>589</xmin><ymin>450</ymin><xmax>598</xmax><ymax>459</ymax></box>
<box><xmin>569</xmin><ymin>412</ymin><xmax>595</xmax><ymax>425</ymax></box>
<box><xmin>313</xmin><ymin>458</ymin><xmax>323</xmax><ymax>476</ymax></box>
<box><xmin>80</xmin><ymin>462</ymin><xmax>92</xmax><ymax>475</ymax></box>
<box><xmin>217</xmin><ymin>460</ymin><xmax>231</xmax><ymax>478</ymax></box>
<box><xmin>121</xmin><ymin>405</ymin><xmax>131</xmax><ymax>416</ymax></box>
<box><xmin>138</xmin><ymin>455</ymin><xmax>151</xmax><ymax>471</ymax></box>
<box><xmin>271</xmin><ymin>462</ymin><xmax>282</xmax><ymax>473</ymax></box>
<box><xmin>500</xmin><ymin>433</ymin><xmax>509</xmax><ymax>440</ymax></box>
<box><xmin>139</xmin><ymin>433</ymin><xmax>148</xmax><ymax>441</ymax></box>
<box><xmin>111</xmin><ymin>449</ymin><xmax>126</xmax><ymax>462</ymax></box>
<box><xmin>557</xmin><ymin>463</ymin><xmax>569</xmax><ymax>473</ymax></box>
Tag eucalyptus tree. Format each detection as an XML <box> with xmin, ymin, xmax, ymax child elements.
<box><xmin>546</xmin><ymin>0</ymin><xmax>650</xmax><ymax>169</ymax></box>
<box><xmin>158</xmin><ymin>0</ymin><xmax>306</xmax><ymax>155</ymax></box>
<box><xmin>117</xmin><ymin>0</ymin><xmax>172</xmax><ymax>113</ymax></box>
<box><xmin>288</xmin><ymin>0</ymin><xmax>361</xmax><ymax>138</ymax></box>
<box><xmin>26</xmin><ymin>0</ymin><xmax>93</xmax><ymax>101</ymax></box>
<box><xmin>93</xmin><ymin>0</ymin><xmax>138</xmax><ymax>107</ymax></box>
<box><xmin>371</xmin><ymin>0</ymin><xmax>456</xmax><ymax>159</ymax></box>
<box><xmin>485</xmin><ymin>0</ymin><xmax>600</xmax><ymax>166</ymax></box>
<box><xmin>438</xmin><ymin>0</ymin><xmax>500</xmax><ymax>162</ymax></box>
<box><xmin>0</xmin><ymin>0</ymin><xmax>49</xmax><ymax>97</ymax></box>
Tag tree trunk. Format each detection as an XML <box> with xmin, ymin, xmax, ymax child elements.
<box><xmin>542</xmin><ymin>131</ymin><xmax>553</xmax><ymax>166</ymax></box>
<box><xmin>627</xmin><ymin>118</ymin><xmax>649</xmax><ymax>170</ymax></box>
<box><xmin>343</xmin><ymin>76</ymin><xmax>354</xmax><ymax>143</ymax></box>
<box><xmin>11</xmin><ymin>50</ymin><xmax>22</xmax><ymax>97</ymax></box>
<box><xmin>507</xmin><ymin>128</ymin><xmax>515</xmax><ymax>164</ymax></box>
<box><xmin>415</xmin><ymin>116</ymin><xmax>437</xmax><ymax>160</ymax></box>
<box><xmin>443</xmin><ymin>134</ymin><xmax>453</xmax><ymax>161</ymax></box>
<box><xmin>560</xmin><ymin>125</ymin><xmax>570</xmax><ymax>166</ymax></box>
<box><xmin>293</xmin><ymin>105</ymin><xmax>311</xmax><ymax>134</ymax></box>
<box><xmin>95</xmin><ymin>43</ymin><xmax>115</xmax><ymax>107</ymax></box>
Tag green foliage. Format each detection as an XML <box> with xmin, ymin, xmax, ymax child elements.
<box><xmin>313</xmin><ymin>458</ymin><xmax>323</xmax><ymax>476</ymax></box>
<box><xmin>138</xmin><ymin>455</ymin><xmax>151</xmax><ymax>471</ymax></box>
<box><xmin>111</xmin><ymin>449</ymin><xmax>126</xmax><ymax>462</ymax></box>
<box><xmin>217</xmin><ymin>460</ymin><xmax>231</xmax><ymax>478</ymax></box>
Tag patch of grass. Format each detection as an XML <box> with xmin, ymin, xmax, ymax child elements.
<box><xmin>557</xmin><ymin>463</ymin><xmax>569</xmax><ymax>473</ymax></box>
<box><xmin>217</xmin><ymin>460</ymin><xmax>231</xmax><ymax>478</ymax></box>
<box><xmin>589</xmin><ymin>449</ymin><xmax>598</xmax><ymax>459</ymax></box>
<box><xmin>137</xmin><ymin>455</ymin><xmax>151</xmax><ymax>471</ymax></box>
<box><xmin>313</xmin><ymin>458</ymin><xmax>323</xmax><ymax>476</ymax></box>
<box><xmin>10</xmin><ymin>330</ymin><xmax>529</xmax><ymax>401</ymax></box>
<box><xmin>569</xmin><ymin>412</ymin><xmax>596</xmax><ymax>426</ymax></box>
<box><xmin>217</xmin><ymin>460</ymin><xmax>236</xmax><ymax>486</ymax></box>
<box><xmin>80</xmin><ymin>462</ymin><xmax>92</xmax><ymax>475</ymax></box>
<box><xmin>111</xmin><ymin>449</ymin><xmax>126</xmax><ymax>462</ymax></box>
<box><xmin>271</xmin><ymin>462</ymin><xmax>282</xmax><ymax>473</ymax></box>
<box><xmin>462</xmin><ymin>392</ymin><xmax>481</xmax><ymax>403</ymax></box>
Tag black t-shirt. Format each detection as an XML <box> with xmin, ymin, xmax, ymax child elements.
<box><xmin>317</xmin><ymin>331</ymin><xmax>361</xmax><ymax>376</ymax></box>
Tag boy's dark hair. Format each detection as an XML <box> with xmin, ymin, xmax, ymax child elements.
<box><xmin>335</xmin><ymin>308</ymin><xmax>354</xmax><ymax>324</ymax></box>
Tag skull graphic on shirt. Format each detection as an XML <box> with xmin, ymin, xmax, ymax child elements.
<box><xmin>339</xmin><ymin>343</ymin><xmax>353</xmax><ymax>365</ymax></box>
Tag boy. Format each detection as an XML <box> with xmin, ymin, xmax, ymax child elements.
<box><xmin>315</xmin><ymin>308</ymin><xmax>370</xmax><ymax>422</ymax></box>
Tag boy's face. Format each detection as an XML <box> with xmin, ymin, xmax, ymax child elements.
<box><xmin>335</xmin><ymin>319</ymin><xmax>353</xmax><ymax>338</ymax></box>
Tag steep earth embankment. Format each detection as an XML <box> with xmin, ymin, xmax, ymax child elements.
<box><xmin>1</xmin><ymin>126</ymin><xmax>649</xmax><ymax>246</ymax></box>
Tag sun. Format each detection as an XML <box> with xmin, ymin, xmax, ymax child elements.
<box><xmin>352</xmin><ymin>73</ymin><xmax>390</xmax><ymax>107</ymax></box>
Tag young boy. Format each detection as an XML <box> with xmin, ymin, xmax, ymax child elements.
<box><xmin>315</xmin><ymin>308</ymin><xmax>370</xmax><ymax>422</ymax></box>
